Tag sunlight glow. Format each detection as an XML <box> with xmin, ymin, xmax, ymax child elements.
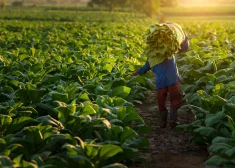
<box><xmin>180</xmin><ymin>0</ymin><xmax>226</xmax><ymax>6</ymax></box>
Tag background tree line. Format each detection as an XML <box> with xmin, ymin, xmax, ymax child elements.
<box><xmin>87</xmin><ymin>0</ymin><xmax>178</xmax><ymax>17</ymax></box>
<box><xmin>1</xmin><ymin>0</ymin><xmax>178</xmax><ymax>18</ymax></box>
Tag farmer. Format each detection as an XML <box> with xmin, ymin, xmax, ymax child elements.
<box><xmin>133</xmin><ymin>22</ymin><xmax>189</xmax><ymax>128</ymax></box>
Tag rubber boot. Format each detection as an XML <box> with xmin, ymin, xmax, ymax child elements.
<box><xmin>159</xmin><ymin>111</ymin><xmax>168</xmax><ymax>128</ymax></box>
<box><xmin>170</xmin><ymin>108</ymin><xmax>179</xmax><ymax>128</ymax></box>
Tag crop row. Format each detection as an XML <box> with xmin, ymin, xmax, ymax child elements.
<box><xmin>0</xmin><ymin>21</ymin><xmax>155</xmax><ymax>167</ymax></box>
<box><xmin>177</xmin><ymin>22</ymin><xmax>235</xmax><ymax>167</ymax></box>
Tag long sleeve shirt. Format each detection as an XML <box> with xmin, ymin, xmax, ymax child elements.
<box><xmin>136</xmin><ymin>56</ymin><xmax>180</xmax><ymax>89</ymax></box>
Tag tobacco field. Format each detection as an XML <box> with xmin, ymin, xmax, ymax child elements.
<box><xmin>1</xmin><ymin>10</ymin><xmax>235</xmax><ymax>168</ymax></box>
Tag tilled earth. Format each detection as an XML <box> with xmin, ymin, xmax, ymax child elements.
<box><xmin>131</xmin><ymin>91</ymin><xmax>214</xmax><ymax>168</ymax></box>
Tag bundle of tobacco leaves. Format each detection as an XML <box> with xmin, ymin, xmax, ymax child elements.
<box><xmin>143</xmin><ymin>23</ymin><xmax>182</xmax><ymax>67</ymax></box>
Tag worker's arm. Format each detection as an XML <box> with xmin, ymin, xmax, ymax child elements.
<box><xmin>178</xmin><ymin>36</ymin><xmax>190</xmax><ymax>54</ymax></box>
<box><xmin>134</xmin><ymin>60</ymin><xmax>151</xmax><ymax>75</ymax></box>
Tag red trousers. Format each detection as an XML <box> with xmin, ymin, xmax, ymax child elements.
<box><xmin>156</xmin><ymin>82</ymin><xmax>182</xmax><ymax>112</ymax></box>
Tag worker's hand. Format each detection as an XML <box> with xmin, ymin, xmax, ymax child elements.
<box><xmin>133</xmin><ymin>71</ymin><xmax>138</xmax><ymax>76</ymax></box>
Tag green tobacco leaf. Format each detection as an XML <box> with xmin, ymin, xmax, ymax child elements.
<box><xmin>209</xmin><ymin>95</ymin><xmax>227</xmax><ymax>106</ymax></box>
<box><xmin>113</xmin><ymin>97</ymin><xmax>127</xmax><ymax>106</ymax></box>
<box><xmin>80</xmin><ymin>103</ymin><xmax>97</xmax><ymax>116</ymax></box>
<box><xmin>225</xmin><ymin>103</ymin><xmax>235</xmax><ymax>120</ymax></box>
<box><xmin>213</xmin><ymin>68</ymin><xmax>232</xmax><ymax>77</ymax></box>
<box><xmin>227</xmin><ymin>115</ymin><xmax>235</xmax><ymax>131</ymax></box>
<box><xmin>116</xmin><ymin>107</ymin><xmax>127</xmax><ymax>121</ymax></box>
<box><xmin>42</xmin><ymin>74</ymin><xmax>66</xmax><ymax>85</ymax></box>
<box><xmin>30</xmin><ymin>47</ymin><xmax>36</xmax><ymax>57</ymax></box>
<box><xmin>227</xmin><ymin>96</ymin><xmax>235</xmax><ymax>103</ymax></box>
<box><xmin>34</xmin><ymin>103</ymin><xmax>54</xmax><ymax>114</ymax></box>
<box><xmin>102</xmin><ymin>64</ymin><xmax>113</xmax><ymax>73</ymax></box>
<box><xmin>9</xmin><ymin>80</ymin><xmax>19</xmax><ymax>87</ymax></box>
<box><xmin>209</xmin><ymin>143</ymin><xmax>233</xmax><ymax>154</ymax></box>
<box><xmin>175</xmin><ymin>124</ymin><xmax>190</xmax><ymax>132</ymax></box>
<box><xmin>127</xmin><ymin>137</ymin><xmax>150</xmax><ymax>149</ymax></box>
<box><xmin>189</xmin><ymin>57</ymin><xmax>204</xmax><ymax>67</ymax></box>
<box><xmin>45</xmin><ymin>155</ymin><xmax>68</xmax><ymax>168</ymax></box>
<box><xmin>0</xmin><ymin>115</ymin><xmax>12</xmax><ymax>125</ymax></box>
<box><xmin>133</xmin><ymin>124</ymin><xmax>152</xmax><ymax>134</ymax></box>
<box><xmin>212</xmin><ymin>136</ymin><xmax>235</xmax><ymax>144</ymax></box>
<box><xmin>197</xmin><ymin>90</ymin><xmax>211</xmax><ymax>99</ymax></box>
<box><xmin>197</xmin><ymin>61</ymin><xmax>215</xmax><ymax>73</ymax></box>
<box><xmin>98</xmin><ymin>144</ymin><xmax>122</xmax><ymax>161</ymax></box>
<box><xmin>100</xmin><ymin>118</ymin><xmax>111</xmax><ymax>129</ymax></box>
<box><xmin>195</xmin><ymin>76</ymin><xmax>208</xmax><ymax>87</ymax></box>
<box><xmin>184</xmin><ymin>69</ymin><xmax>202</xmax><ymax>79</ymax></box>
<box><xmin>0</xmin><ymin>156</ymin><xmax>13</xmax><ymax>167</ymax></box>
<box><xmin>17</xmin><ymin>111</ymin><xmax>32</xmax><ymax>117</ymax></box>
<box><xmin>112</xmin><ymin>78</ymin><xmax>126</xmax><ymax>88</ymax></box>
<box><xmin>110</xmin><ymin>86</ymin><xmax>131</xmax><ymax>98</ymax></box>
<box><xmin>49</xmin><ymin>91</ymin><xmax>69</xmax><ymax>103</ymax></box>
<box><xmin>16</xmin><ymin>89</ymin><xmax>46</xmax><ymax>104</ymax></box>
<box><xmin>110</xmin><ymin>126</ymin><xmax>123</xmax><ymax>138</ymax></box>
<box><xmin>37</xmin><ymin>164</ymin><xmax>55</xmax><ymax>168</ymax></box>
<box><xmin>78</xmin><ymin>92</ymin><xmax>90</xmax><ymax>101</ymax></box>
<box><xmin>113</xmin><ymin>146</ymin><xmax>138</xmax><ymax>162</ymax></box>
<box><xmin>206</xmin><ymin>155</ymin><xmax>230</xmax><ymax>166</ymax></box>
<box><xmin>37</xmin><ymin>151</ymin><xmax>52</xmax><ymax>161</ymax></box>
<box><xmin>74</xmin><ymin>137</ymin><xmax>85</xmax><ymax>149</ymax></box>
<box><xmin>183</xmin><ymin>105</ymin><xmax>208</xmax><ymax>119</ymax></box>
<box><xmin>181</xmin><ymin>84</ymin><xmax>195</xmax><ymax>93</ymax></box>
<box><xmin>194</xmin><ymin>126</ymin><xmax>222</xmax><ymax>138</ymax></box>
<box><xmin>120</xmin><ymin>127</ymin><xmax>138</xmax><ymax>144</ymax></box>
<box><xmin>225</xmin><ymin>147</ymin><xmax>235</xmax><ymax>157</ymax></box>
<box><xmin>18</xmin><ymin>106</ymin><xmax>38</xmax><ymax>117</ymax></box>
<box><xmin>35</xmin><ymin>115</ymin><xmax>64</xmax><ymax>129</ymax></box>
<box><xmin>65</xmin><ymin>115</ymin><xmax>84</xmax><ymax>134</ymax></box>
<box><xmin>110</xmin><ymin>119</ymin><xmax>124</xmax><ymax>126</ymax></box>
<box><xmin>102</xmin><ymin>163</ymin><xmax>128</xmax><ymax>168</ymax></box>
<box><xmin>19</xmin><ymin>54</ymin><xmax>29</xmax><ymax>61</ymax></box>
<box><xmin>22</xmin><ymin>160</ymin><xmax>38</xmax><ymax>168</ymax></box>
<box><xmin>54</xmin><ymin>103</ymin><xmax>76</xmax><ymax>124</ymax></box>
<box><xmin>68</xmin><ymin>100</ymin><xmax>76</xmax><ymax>115</ymax></box>
<box><xmin>205</xmin><ymin>73</ymin><xmax>216</xmax><ymax>83</ymax></box>
<box><xmin>6</xmin><ymin>116</ymin><xmax>34</xmax><ymax>134</ymax></box>
<box><xmin>205</xmin><ymin>112</ymin><xmax>226</xmax><ymax>127</ymax></box>
<box><xmin>95</xmin><ymin>85</ymin><xmax>109</xmax><ymax>95</ymax></box>
<box><xmin>216</xmin><ymin>75</ymin><xmax>227</xmax><ymax>82</ymax></box>
<box><xmin>7</xmin><ymin>141</ymin><xmax>30</xmax><ymax>157</ymax></box>
<box><xmin>42</xmin><ymin>134</ymin><xmax>68</xmax><ymax>151</ymax></box>
<box><xmin>69</xmin><ymin>155</ymin><xmax>93</xmax><ymax>167</ymax></box>
<box><xmin>21</xmin><ymin>126</ymin><xmax>44</xmax><ymax>145</ymax></box>
<box><xmin>227</xmin><ymin>81</ymin><xmax>235</xmax><ymax>92</ymax></box>
<box><xmin>31</xmin><ymin>155</ymin><xmax>44</xmax><ymax>166</ymax></box>
<box><xmin>85</xmin><ymin>144</ymin><xmax>99</xmax><ymax>159</ymax></box>
<box><xmin>13</xmin><ymin>154</ymin><xmax>23</xmax><ymax>165</ymax></box>
<box><xmin>2</xmin><ymin>86</ymin><xmax>14</xmax><ymax>93</ymax></box>
<box><xmin>0</xmin><ymin>138</ymin><xmax>6</xmax><ymax>152</ymax></box>
<box><xmin>212</xmin><ymin>83</ymin><xmax>225</xmax><ymax>95</ymax></box>
<box><xmin>123</xmin><ymin>106</ymin><xmax>144</xmax><ymax>124</ymax></box>
<box><xmin>128</xmin><ymin>76</ymin><xmax>146</xmax><ymax>86</ymax></box>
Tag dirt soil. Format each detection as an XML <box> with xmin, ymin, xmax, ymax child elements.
<box><xmin>131</xmin><ymin>91</ymin><xmax>215</xmax><ymax>168</ymax></box>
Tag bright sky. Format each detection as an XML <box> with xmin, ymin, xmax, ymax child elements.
<box><xmin>193</xmin><ymin>0</ymin><xmax>211</xmax><ymax>4</ymax></box>
<box><xmin>179</xmin><ymin>0</ymin><xmax>227</xmax><ymax>6</ymax></box>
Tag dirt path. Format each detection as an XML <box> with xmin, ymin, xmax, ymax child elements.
<box><xmin>132</xmin><ymin>91</ymin><xmax>214</xmax><ymax>168</ymax></box>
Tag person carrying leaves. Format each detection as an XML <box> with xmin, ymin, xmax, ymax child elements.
<box><xmin>133</xmin><ymin>22</ymin><xmax>189</xmax><ymax>128</ymax></box>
